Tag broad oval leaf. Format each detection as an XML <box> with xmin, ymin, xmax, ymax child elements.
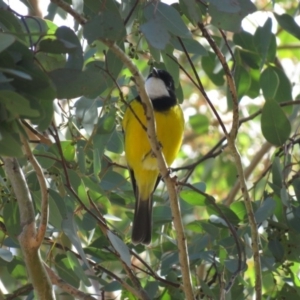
<box><xmin>0</xmin><ymin>33</ymin><xmax>15</xmax><ymax>53</ymax></box>
<box><xmin>260</xmin><ymin>67</ymin><xmax>279</xmax><ymax>100</ymax></box>
<box><xmin>140</xmin><ymin>19</ymin><xmax>170</xmax><ymax>50</ymax></box>
<box><xmin>261</xmin><ymin>99</ymin><xmax>291</xmax><ymax>146</ymax></box>
<box><xmin>254</xmin><ymin>197</ymin><xmax>276</xmax><ymax>223</ymax></box>
<box><xmin>208</xmin><ymin>0</ymin><xmax>256</xmax><ymax>32</ymax></box>
<box><xmin>62</xmin><ymin>213</ymin><xmax>90</xmax><ymax>269</ymax></box>
<box><xmin>107</xmin><ymin>230</ymin><xmax>131</xmax><ymax>267</ymax></box>
<box><xmin>0</xmin><ymin>90</ymin><xmax>39</xmax><ymax>118</ymax></box>
<box><xmin>254</xmin><ymin>18</ymin><xmax>273</xmax><ymax>68</ymax></box>
<box><xmin>83</xmin><ymin>11</ymin><xmax>126</xmax><ymax>43</ymax></box>
<box><xmin>180</xmin><ymin>183</ymin><xmax>207</xmax><ymax>206</ymax></box>
<box><xmin>274</xmin><ymin>13</ymin><xmax>300</xmax><ymax>40</ymax></box>
<box><xmin>144</xmin><ymin>2</ymin><xmax>192</xmax><ymax>38</ymax></box>
<box><xmin>268</xmin><ymin>239</ymin><xmax>284</xmax><ymax>262</ymax></box>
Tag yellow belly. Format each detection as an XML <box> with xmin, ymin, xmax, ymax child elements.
<box><xmin>122</xmin><ymin>99</ymin><xmax>184</xmax><ymax>199</ymax></box>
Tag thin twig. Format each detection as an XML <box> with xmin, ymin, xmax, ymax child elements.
<box><xmin>178</xmin><ymin>181</ymin><xmax>245</xmax><ymax>291</ymax></box>
<box><xmin>45</xmin><ymin>264</ymin><xmax>97</xmax><ymax>300</ymax></box>
<box><xmin>225</xmin><ymin>142</ymin><xmax>273</xmax><ymax>205</ymax></box>
<box><xmin>176</xmin><ymin>37</ymin><xmax>228</xmax><ymax>136</ymax></box>
<box><xmin>198</xmin><ymin>22</ymin><xmax>262</xmax><ymax>298</ymax></box>
<box><xmin>44</xmin><ymin>237</ymin><xmax>149</xmax><ymax>298</ymax></box>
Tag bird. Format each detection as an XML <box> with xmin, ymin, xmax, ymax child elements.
<box><xmin>122</xmin><ymin>68</ymin><xmax>184</xmax><ymax>245</ymax></box>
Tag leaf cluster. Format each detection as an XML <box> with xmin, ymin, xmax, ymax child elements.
<box><xmin>0</xmin><ymin>0</ymin><xmax>300</xmax><ymax>299</ymax></box>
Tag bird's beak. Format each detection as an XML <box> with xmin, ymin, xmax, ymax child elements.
<box><xmin>151</xmin><ymin>67</ymin><xmax>159</xmax><ymax>78</ymax></box>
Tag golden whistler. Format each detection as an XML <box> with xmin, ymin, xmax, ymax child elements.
<box><xmin>122</xmin><ymin>68</ymin><xmax>184</xmax><ymax>245</ymax></box>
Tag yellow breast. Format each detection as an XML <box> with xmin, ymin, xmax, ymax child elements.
<box><xmin>122</xmin><ymin>99</ymin><xmax>184</xmax><ymax>171</ymax></box>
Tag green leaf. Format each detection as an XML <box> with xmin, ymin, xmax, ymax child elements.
<box><xmin>208</xmin><ymin>0</ymin><xmax>256</xmax><ymax>32</ymax></box>
<box><xmin>83</xmin><ymin>11</ymin><xmax>126</xmax><ymax>43</ymax></box>
<box><xmin>189</xmin><ymin>114</ymin><xmax>209</xmax><ymax>135</ymax></box>
<box><xmin>208</xmin><ymin>204</ymin><xmax>240</xmax><ymax>226</ymax></box>
<box><xmin>144</xmin><ymin>2</ymin><xmax>192</xmax><ymax>39</ymax></box>
<box><xmin>60</xmin><ymin>141</ymin><xmax>76</xmax><ymax>162</ymax></box>
<box><xmin>3</xmin><ymin>200</ymin><xmax>21</xmax><ymax>238</ymax></box>
<box><xmin>225</xmin><ymin>259</ymin><xmax>243</xmax><ymax>273</ymax></box>
<box><xmin>62</xmin><ymin>212</ymin><xmax>90</xmax><ymax>269</ymax></box>
<box><xmin>286</xmin><ymin>207</ymin><xmax>300</xmax><ymax>233</ymax></box>
<box><xmin>261</xmin><ymin>99</ymin><xmax>291</xmax><ymax>146</ymax></box>
<box><xmin>234</xmin><ymin>64</ymin><xmax>251</xmax><ymax>100</ymax></box>
<box><xmin>33</xmin><ymin>98</ymin><xmax>54</xmax><ymax>131</ymax></box>
<box><xmin>0</xmin><ymin>90</ymin><xmax>39</xmax><ymax>118</ymax></box>
<box><xmin>246</xmin><ymin>68</ymin><xmax>260</xmax><ymax>98</ymax></box>
<box><xmin>107</xmin><ymin>230</ymin><xmax>131</xmax><ymax>267</ymax></box>
<box><xmin>199</xmin><ymin>279</ymin><xmax>216</xmax><ymax>297</ymax></box>
<box><xmin>93</xmin><ymin>148</ymin><xmax>101</xmax><ymax>177</ymax></box>
<box><xmin>39</xmin><ymin>36</ymin><xmax>77</xmax><ymax>53</ymax></box>
<box><xmin>272</xmin><ymin>157</ymin><xmax>282</xmax><ymax>190</ymax></box>
<box><xmin>0</xmin><ymin>10</ymin><xmax>25</xmax><ymax>42</ymax></box>
<box><xmin>75</xmin><ymin>97</ymin><xmax>98</xmax><ymax>136</ymax></box>
<box><xmin>97</xmin><ymin>109</ymin><xmax>116</xmax><ymax>134</ymax></box>
<box><xmin>48</xmin><ymin>189</ymin><xmax>67</xmax><ymax>228</ymax></box>
<box><xmin>55</xmin><ymin>254</ymin><xmax>80</xmax><ymax>288</ymax></box>
<box><xmin>35</xmin><ymin>52</ymin><xmax>66</xmax><ymax>72</ymax></box>
<box><xmin>49</xmin><ymin>62</ymin><xmax>114</xmax><ymax>99</ymax></box>
<box><xmin>274</xmin><ymin>13</ymin><xmax>300</xmax><ymax>40</ymax></box>
<box><xmin>0</xmin><ymin>68</ymin><xmax>32</xmax><ymax>80</ymax></box>
<box><xmin>208</xmin><ymin>0</ymin><xmax>240</xmax><ymax>13</ymax></box>
<box><xmin>0</xmin><ymin>33</ymin><xmax>15</xmax><ymax>53</ymax></box>
<box><xmin>145</xmin><ymin>281</ymin><xmax>159</xmax><ymax>300</ymax></box>
<box><xmin>202</xmin><ymin>51</ymin><xmax>225</xmax><ymax>86</ymax></box>
<box><xmin>106</xmin><ymin>130</ymin><xmax>124</xmax><ymax>154</ymax></box>
<box><xmin>179</xmin><ymin>0</ymin><xmax>203</xmax><ymax>25</ymax></box>
<box><xmin>271</xmin><ymin>67</ymin><xmax>292</xmax><ymax>103</ymax></box>
<box><xmin>180</xmin><ymin>183</ymin><xmax>207</xmax><ymax>206</ymax></box>
<box><xmin>0</xmin><ymin>124</ymin><xmax>23</xmax><ymax>157</ymax></box>
<box><xmin>106</xmin><ymin>47</ymin><xmax>123</xmax><ymax>79</ymax></box>
<box><xmin>104</xmin><ymin>281</ymin><xmax>122</xmax><ymax>292</ymax></box>
<box><xmin>233</xmin><ymin>31</ymin><xmax>260</xmax><ymax>69</ymax></box>
<box><xmin>153</xmin><ymin>205</ymin><xmax>172</xmax><ymax>224</ymax></box>
<box><xmin>260</xmin><ymin>67</ymin><xmax>279</xmax><ymax>100</ymax></box>
<box><xmin>254</xmin><ymin>18</ymin><xmax>273</xmax><ymax>68</ymax></box>
<box><xmin>140</xmin><ymin>19</ymin><xmax>170</xmax><ymax>50</ymax></box>
<box><xmin>21</xmin><ymin>17</ymin><xmax>48</xmax><ymax>45</ymax></box>
<box><xmin>292</xmin><ymin>178</ymin><xmax>300</xmax><ymax>204</ymax></box>
<box><xmin>254</xmin><ymin>197</ymin><xmax>276</xmax><ymax>223</ymax></box>
<box><xmin>55</xmin><ymin>26</ymin><xmax>83</xmax><ymax>70</ymax></box>
<box><xmin>268</xmin><ymin>239</ymin><xmax>284</xmax><ymax>261</ymax></box>
<box><xmin>66</xmin><ymin>251</ymin><xmax>91</xmax><ymax>287</ymax></box>
<box><xmin>230</xmin><ymin>201</ymin><xmax>247</xmax><ymax>222</ymax></box>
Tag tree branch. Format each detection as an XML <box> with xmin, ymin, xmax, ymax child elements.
<box><xmin>3</xmin><ymin>157</ymin><xmax>55</xmax><ymax>300</ymax></box>
<box><xmin>198</xmin><ymin>22</ymin><xmax>262</xmax><ymax>299</ymax></box>
<box><xmin>20</xmin><ymin>134</ymin><xmax>49</xmax><ymax>246</ymax></box>
<box><xmin>225</xmin><ymin>141</ymin><xmax>273</xmax><ymax>205</ymax></box>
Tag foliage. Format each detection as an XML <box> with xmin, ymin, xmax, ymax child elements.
<box><xmin>0</xmin><ymin>0</ymin><xmax>300</xmax><ymax>299</ymax></box>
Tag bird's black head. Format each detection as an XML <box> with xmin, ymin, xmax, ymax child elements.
<box><xmin>144</xmin><ymin>68</ymin><xmax>177</xmax><ymax>111</ymax></box>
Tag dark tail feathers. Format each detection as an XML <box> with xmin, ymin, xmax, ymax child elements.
<box><xmin>131</xmin><ymin>197</ymin><xmax>152</xmax><ymax>245</ymax></box>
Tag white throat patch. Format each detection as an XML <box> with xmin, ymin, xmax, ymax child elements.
<box><xmin>145</xmin><ymin>77</ymin><xmax>169</xmax><ymax>100</ymax></box>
